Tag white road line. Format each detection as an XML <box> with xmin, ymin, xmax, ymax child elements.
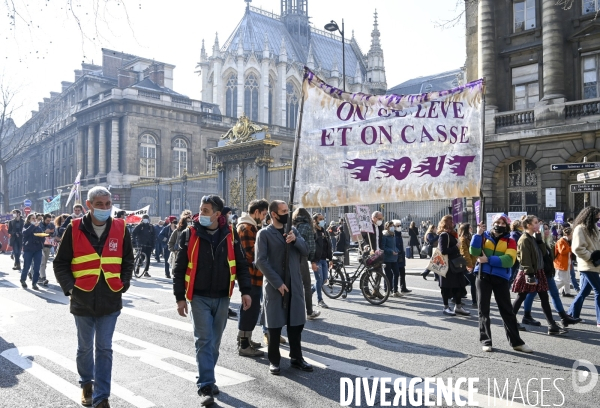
<box><xmin>120</xmin><ymin>307</ymin><xmax>193</xmax><ymax>331</ymax></box>
<box><xmin>1</xmin><ymin>346</ymin><xmax>154</xmax><ymax>408</ymax></box>
<box><xmin>113</xmin><ymin>332</ymin><xmax>253</xmax><ymax>387</ymax></box>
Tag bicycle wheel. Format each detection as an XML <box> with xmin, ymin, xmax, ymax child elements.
<box><xmin>133</xmin><ymin>253</ymin><xmax>144</xmax><ymax>278</ymax></box>
<box><xmin>360</xmin><ymin>268</ymin><xmax>390</xmax><ymax>305</ymax></box>
<box><xmin>322</xmin><ymin>267</ymin><xmax>346</xmax><ymax>299</ymax></box>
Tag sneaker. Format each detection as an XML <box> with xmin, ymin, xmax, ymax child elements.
<box><xmin>482</xmin><ymin>345</ymin><xmax>493</xmax><ymax>352</ymax></box>
<box><xmin>81</xmin><ymin>382</ymin><xmax>93</xmax><ymax>407</ymax></box>
<box><xmin>279</xmin><ymin>335</ymin><xmax>287</xmax><ymax>344</ymax></box>
<box><xmin>269</xmin><ymin>363</ymin><xmax>281</xmax><ymax>375</ymax></box>
<box><xmin>211</xmin><ymin>384</ymin><xmax>219</xmax><ymax>395</ymax></box>
<box><xmin>20</xmin><ymin>280</ymin><xmax>27</xmax><ymax>289</ymax></box>
<box><xmin>95</xmin><ymin>400</ymin><xmax>111</xmax><ymax>408</ymax></box>
<box><xmin>400</xmin><ymin>288</ymin><xmax>412</xmax><ymax>294</ymax></box>
<box><xmin>548</xmin><ymin>323</ymin><xmax>568</xmax><ymax>335</ymax></box>
<box><xmin>561</xmin><ymin>292</ymin><xmax>574</xmax><ymax>298</ymax></box>
<box><xmin>143</xmin><ymin>271</ymin><xmax>151</xmax><ymax>277</ymax></box>
<box><xmin>513</xmin><ymin>344</ymin><xmax>534</xmax><ymax>353</ymax></box>
<box><xmin>228</xmin><ymin>307</ymin><xmax>238</xmax><ymax>318</ymax></box>
<box><xmin>41</xmin><ymin>279</ymin><xmax>49</xmax><ymax>287</ymax></box>
<box><xmin>443</xmin><ymin>307</ymin><xmax>456</xmax><ymax>316</ymax></box>
<box><xmin>198</xmin><ymin>385</ymin><xmax>214</xmax><ymax>406</ymax></box>
<box><xmin>165</xmin><ymin>274</ymin><xmax>171</xmax><ymax>279</ymax></box>
<box><xmin>32</xmin><ymin>284</ymin><xmax>39</xmax><ymax>291</ymax></box>
<box><xmin>392</xmin><ymin>291</ymin><xmax>402</xmax><ymax>298</ymax></box>
<box><xmin>249</xmin><ymin>338</ymin><xmax>261</xmax><ymax>348</ymax></box>
<box><xmin>454</xmin><ymin>305</ymin><xmax>471</xmax><ymax>316</ymax></box>
<box><xmin>238</xmin><ymin>346</ymin><xmax>265</xmax><ymax>357</ymax></box>
<box><xmin>526</xmin><ymin>275</ymin><xmax>538</xmax><ymax>285</ymax></box>
<box><xmin>318</xmin><ymin>300</ymin><xmax>329</xmax><ymax>309</ymax></box>
<box><xmin>263</xmin><ymin>333</ymin><xmax>269</xmax><ymax>346</ymax></box>
<box><xmin>307</xmin><ymin>311</ymin><xmax>321</xmax><ymax>320</ymax></box>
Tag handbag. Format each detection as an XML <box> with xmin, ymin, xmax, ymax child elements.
<box><xmin>365</xmin><ymin>249</ymin><xmax>384</xmax><ymax>268</ymax></box>
<box><xmin>420</xmin><ymin>244</ymin><xmax>430</xmax><ymax>257</ymax></box>
<box><xmin>427</xmin><ymin>248</ymin><xmax>449</xmax><ymax>277</ymax></box>
<box><xmin>449</xmin><ymin>255</ymin><xmax>468</xmax><ymax>274</ymax></box>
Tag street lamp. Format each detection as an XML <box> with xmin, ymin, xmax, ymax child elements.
<box><xmin>324</xmin><ymin>19</ymin><xmax>345</xmax><ymax>92</ymax></box>
<box><xmin>57</xmin><ymin>188</ymin><xmax>63</xmax><ymax>213</ymax></box>
<box><xmin>325</xmin><ymin>18</ymin><xmax>349</xmax><ymax>264</ymax></box>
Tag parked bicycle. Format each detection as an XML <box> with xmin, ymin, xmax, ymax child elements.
<box><xmin>322</xmin><ymin>251</ymin><xmax>390</xmax><ymax>305</ymax></box>
<box><xmin>133</xmin><ymin>246</ymin><xmax>148</xmax><ymax>278</ymax></box>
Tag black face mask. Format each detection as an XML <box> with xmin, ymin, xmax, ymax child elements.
<box><xmin>493</xmin><ymin>225</ymin><xmax>507</xmax><ymax>235</ymax></box>
<box><xmin>276</xmin><ymin>213</ymin><xmax>289</xmax><ymax>225</ymax></box>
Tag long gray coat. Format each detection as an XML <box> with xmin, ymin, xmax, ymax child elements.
<box><xmin>255</xmin><ymin>224</ymin><xmax>308</xmax><ymax>328</ymax></box>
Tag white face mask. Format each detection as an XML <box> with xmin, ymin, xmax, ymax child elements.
<box><xmin>389</xmin><ymin>227</ymin><xmax>395</xmax><ymax>233</ymax></box>
<box><xmin>376</xmin><ymin>220</ymin><xmax>383</xmax><ymax>227</ymax></box>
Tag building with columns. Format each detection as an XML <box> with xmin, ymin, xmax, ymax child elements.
<box><xmin>197</xmin><ymin>1</ymin><xmax>387</xmax><ymax>128</ymax></box>
<box><xmin>466</xmin><ymin>0</ymin><xmax>600</xmax><ymax>218</ymax></box>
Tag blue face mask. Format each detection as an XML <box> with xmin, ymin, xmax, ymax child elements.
<box><xmin>318</xmin><ymin>220</ymin><xmax>326</xmax><ymax>228</ymax></box>
<box><xmin>199</xmin><ymin>215</ymin><xmax>213</xmax><ymax>227</ymax></box>
<box><xmin>389</xmin><ymin>227</ymin><xmax>395</xmax><ymax>233</ymax></box>
<box><xmin>142</xmin><ymin>219</ymin><xmax>149</xmax><ymax>224</ymax></box>
<box><xmin>93</xmin><ymin>207</ymin><xmax>111</xmax><ymax>222</ymax></box>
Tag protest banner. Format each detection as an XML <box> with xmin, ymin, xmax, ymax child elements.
<box><xmin>43</xmin><ymin>195</ymin><xmax>61</xmax><ymax>213</ymax></box>
<box><xmin>111</xmin><ymin>205</ymin><xmax>150</xmax><ymax>224</ymax></box>
<box><xmin>293</xmin><ymin>69</ymin><xmax>484</xmax><ymax>207</ymax></box>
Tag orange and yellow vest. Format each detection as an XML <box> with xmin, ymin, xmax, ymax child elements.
<box><xmin>71</xmin><ymin>218</ymin><xmax>125</xmax><ymax>292</ymax></box>
<box><xmin>184</xmin><ymin>225</ymin><xmax>237</xmax><ymax>301</ymax></box>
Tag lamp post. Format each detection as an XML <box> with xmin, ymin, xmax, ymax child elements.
<box><xmin>324</xmin><ymin>19</ymin><xmax>345</xmax><ymax>92</ymax></box>
<box><xmin>57</xmin><ymin>188</ymin><xmax>63</xmax><ymax>213</ymax></box>
<box><xmin>325</xmin><ymin>18</ymin><xmax>349</xmax><ymax>264</ymax></box>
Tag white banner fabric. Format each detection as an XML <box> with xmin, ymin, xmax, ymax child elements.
<box><xmin>111</xmin><ymin>205</ymin><xmax>150</xmax><ymax>224</ymax></box>
<box><xmin>295</xmin><ymin>70</ymin><xmax>484</xmax><ymax>207</ymax></box>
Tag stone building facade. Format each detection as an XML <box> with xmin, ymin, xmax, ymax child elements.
<box><xmin>466</xmin><ymin>0</ymin><xmax>600</xmax><ymax>218</ymax></box>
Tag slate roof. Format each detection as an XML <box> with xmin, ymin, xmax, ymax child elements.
<box><xmin>387</xmin><ymin>69</ymin><xmax>463</xmax><ymax>95</ymax></box>
<box><xmin>221</xmin><ymin>7</ymin><xmax>366</xmax><ymax>79</ymax></box>
<box><xmin>132</xmin><ymin>78</ymin><xmax>187</xmax><ymax>97</ymax></box>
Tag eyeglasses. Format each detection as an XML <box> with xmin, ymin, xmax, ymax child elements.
<box><xmin>201</xmin><ymin>195</ymin><xmax>222</xmax><ymax>211</ymax></box>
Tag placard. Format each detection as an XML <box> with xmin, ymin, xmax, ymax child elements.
<box><xmin>486</xmin><ymin>213</ymin><xmax>503</xmax><ymax>230</ymax></box>
<box><xmin>356</xmin><ymin>205</ymin><xmax>373</xmax><ymax>233</ymax></box>
<box><xmin>554</xmin><ymin>212</ymin><xmax>564</xmax><ymax>224</ymax></box>
<box><xmin>546</xmin><ymin>188</ymin><xmax>556</xmax><ymax>208</ymax></box>
<box><xmin>474</xmin><ymin>200</ymin><xmax>481</xmax><ymax>224</ymax></box>
<box><xmin>508</xmin><ymin>212</ymin><xmax>527</xmax><ymax>222</ymax></box>
<box><xmin>345</xmin><ymin>213</ymin><xmax>361</xmax><ymax>237</ymax></box>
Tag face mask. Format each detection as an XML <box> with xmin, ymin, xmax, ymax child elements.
<box><xmin>142</xmin><ymin>219</ymin><xmax>149</xmax><ymax>224</ymax></box>
<box><xmin>389</xmin><ymin>227</ymin><xmax>395</xmax><ymax>233</ymax></box>
<box><xmin>493</xmin><ymin>225</ymin><xmax>507</xmax><ymax>235</ymax></box>
<box><xmin>228</xmin><ymin>214</ymin><xmax>234</xmax><ymax>222</ymax></box>
<box><xmin>199</xmin><ymin>215</ymin><xmax>213</xmax><ymax>227</ymax></box>
<box><xmin>93</xmin><ymin>208</ymin><xmax>111</xmax><ymax>222</ymax></box>
<box><xmin>376</xmin><ymin>220</ymin><xmax>383</xmax><ymax>227</ymax></box>
<box><xmin>318</xmin><ymin>220</ymin><xmax>326</xmax><ymax>228</ymax></box>
<box><xmin>276</xmin><ymin>213</ymin><xmax>289</xmax><ymax>225</ymax></box>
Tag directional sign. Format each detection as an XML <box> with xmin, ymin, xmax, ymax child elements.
<box><xmin>23</xmin><ymin>199</ymin><xmax>31</xmax><ymax>207</ymax></box>
<box><xmin>551</xmin><ymin>162</ymin><xmax>600</xmax><ymax>171</ymax></box>
<box><xmin>577</xmin><ymin>169</ymin><xmax>600</xmax><ymax>182</ymax></box>
<box><xmin>570</xmin><ymin>183</ymin><xmax>600</xmax><ymax>193</ymax></box>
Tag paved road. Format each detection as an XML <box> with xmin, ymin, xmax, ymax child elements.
<box><xmin>0</xmin><ymin>253</ymin><xmax>599</xmax><ymax>407</ymax></box>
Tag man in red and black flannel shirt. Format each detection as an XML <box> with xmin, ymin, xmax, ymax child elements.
<box><xmin>235</xmin><ymin>199</ymin><xmax>270</xmax><ymax>357</ymax></box>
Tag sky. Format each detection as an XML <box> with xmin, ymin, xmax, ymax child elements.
<box><xmin>1</xmin><ymin>0</ymin><xmax>467</xmax><ymax>126</ymax></box>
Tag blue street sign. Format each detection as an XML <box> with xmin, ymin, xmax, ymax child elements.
<box><xmin>23</xmin><ymin>199</ymin><xmax>32</xmax><ymax>207</ymax></box>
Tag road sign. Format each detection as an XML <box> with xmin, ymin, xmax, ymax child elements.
<box><xmin>577</xmin><ymin>169</ymin><xmax>600</xmax><ymax>182</ymax></box>
<box><xmin>551</xmin><ymin>162</ymin><xmax>600</xmax><ymax>171</ymax></box>
<box><xmin>570</xmin><ymin>183</ymin><xmax>600</xmax><ymax>192</ymax></box>
<box><xmin>23</xmin><ymin>206</ymin><xmax>31</xmax><ymax>215</ymax></box>
<box><xmin>23</xmin><ymin>199</ymin><xmax>31</xmax><ymax>207</ymax></box>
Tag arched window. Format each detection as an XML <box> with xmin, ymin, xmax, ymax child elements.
<box><xmin>140</xmin><ymin>134</ymin><xmax>157</xmax><ymax>177</ymax></box>
<box><xmin>172</xmin><ymin>138</ymin><xmax>188</xmax><ymax>177</ymax></box>
<box><xmin>507</xmin><ymin>159</ymin><xmax>538</xmax><ymax>213</ymax></box>
<box><xmin>268</xmin><ymin>76</ymin><xmax>274</xmax><ymax>124</ymax></box>
<box><xmin>244</xmin><ymin>74</ymin><xmax>259</xmax><ymax>122</ymax></box>
<box><xmin>225</xmin><ymin>73</ymin><xmax>238</xmax><ymax>118</ymax></box>
<box><xmin>286</xmin><ymin>81</ymin><xmax>299</xmax><ymax>128</ymax></box>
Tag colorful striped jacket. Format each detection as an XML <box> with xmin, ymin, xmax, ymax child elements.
<box><xmin>469</xmin><ymin>231</ymin><xmax>517</xmax><ymax>281</ymax></box>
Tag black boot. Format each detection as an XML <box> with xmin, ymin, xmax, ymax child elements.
<box><xmin>558</xmin><ymin>311</ymin><xmax>581</xmax><ymax>327</ymax></box>
<box><xmin>548</xmin><ymin>321</ymin><xmax>568</xmax><ymax>335</ymax></box>
<box><xmin>522</xmin><ymin>312</ymin><xmax>541</xmax><ymax>326</ymax></box>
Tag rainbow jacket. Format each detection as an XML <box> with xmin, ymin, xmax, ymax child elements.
<box><xmin>469</xmin><ymin>231</ymin><xmax>517</xmax><ymax>281</ymax></box>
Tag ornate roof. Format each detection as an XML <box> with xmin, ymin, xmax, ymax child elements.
<box><xmin>387</xmin><ymin>69</ymin><xmax>464</xmax><ymax>95</ymax></box>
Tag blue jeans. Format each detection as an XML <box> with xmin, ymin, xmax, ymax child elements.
<box><xmin>330</xmin><ymin>237</ymin><xmax>337</xmax><ymax>252</ymax></box>
<box><xmin>570</xmin><ymin>264</ymin><xmax>580</xmax><ymax>291</ymax></box>
<box><xmin>524</xmin><ymin>274</ymin><xmax>564</xmax><ymax>313</ymax></box>
<box><xmin>74</xmin><ymin>310</ymin><xmax>120</xmax><ymax>407</ymax></box>
<box><xmin>189</xmin><ymin>295</ymin><xmax>230</xmax><ymax>389</ymax></box>
<box><xmin>21</xmin><ymin>250</ymin><xmax>42</xmax><ymax>285</ymax></box>
<box><xmin>568</xmin><ymin>271</ymin><xmax>600</xmax><ymax>324</ymax></box>
<box><xmin>314</xmin><ymin>260</ymin><xmax>329</xmax><ymax>302</ymax></box>
<box><xmin>12</xmin><ymin>240</ymin><xmax>22</xmax><ymax>264</ymax></box>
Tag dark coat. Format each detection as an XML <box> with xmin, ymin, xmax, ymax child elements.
<box><xmin>158</xmin><ymin>225</ymin><xmax>172</xmax><ymax>244</ymax></box>
<box><xmin>408</xmin><ymin>227</ymin><xmax>420</xmax><ymax>247</ymax></box>
<box><xmin>22</xmin><ymin>222</ymin><xmax>44</xmax><ymax>252</ymax></box>
<box><xmin>54</xmin><ymin>214</ymin><xmax>134</xmax><ymax>317</ymax></box>
<box><xmin>8</xmin><ymin>217</ymin><xmax>24</xmax><ymax>246</ymax></box>
<box><xmin>132</xmin><ymin>222</ymin><xmax>156</xmax><ymax>247</ymax></box>
<box><xmin>437</xmin><ymin>232</ymin><xmax>466</xmax><ymax>289</ymax></box>
<box><xmin>382</xmin><ymin>231</ymin><xmax>398</xmax><ymax>263</ymax></box>
<box><xmin>362</xmin><ymin>223</ymin><xmax>384</xmax><ymax>251</ymax></box>
<box><xmin>313</xmin><ymin>227</ymin><xmax>332</xmax><ymax>262</ymax></box>
<box><xmin>173</xmin><ymin>222</ymin><xmax>251</xmax><ymax>302</ymax></box>
<box><xmin>394</xmin><ymin>231</ymin><xmax>406</xmax><ymax>267</ymax></box>
<box><xmin>255</xmin><ymin>224</ymin><xmax>308</xmax><ymax>328</ymax></box>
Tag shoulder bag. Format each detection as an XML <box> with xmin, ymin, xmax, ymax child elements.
<box><xmin>427</xmin><ymin>247</ymin><xmax>449</xmax><ymax>277</ymax></box>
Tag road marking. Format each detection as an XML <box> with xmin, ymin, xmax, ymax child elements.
<box><xmin>120</xmin><ymin>307</ymin><xmax>193</xmax><ymax>331</ymax></box>
<box><xmin>113</xmin><ymin>332</ymin><xmax>254</xmax><ymax>387</ymax></box>
<box><xmin>1</xmin><ymin>346</ymin><xmax>154</xmax><ymax>408</ymax></box>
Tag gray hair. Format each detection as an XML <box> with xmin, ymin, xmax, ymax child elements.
<box><xmin>372</xmin><ymin>211</ymin><xmax>382</xmax><ymax>218</ymax></box>
<box><xmin>87</xmin><ymin>186</ymin><xmax>111</xmax><ymax>202</ymax></box>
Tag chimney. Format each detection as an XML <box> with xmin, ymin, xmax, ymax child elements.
<box><xmin>118</xmin><ymin>68</ymin><xmax>138</xmax><ymax>88</ymax></box>
<box><xmin>150</xmin><ymin>63</ymin><xmax>165</xmax><ymax>87</ymax></box>
<box><xmin>74</xmin><ymin>70</ymin><xmax>83</xmax><ymax>81</ymax></box>
<box><xmin>38</xmin><ymin>102</ymin><xmax>45</xmax><ymax>111</ymax></box>
<box><xmin>50</xmin><ymin>92</ymin><xmax>60</xmax><ymax>100</ymax></box>
<box><xmin>61</xmin><ymin>81</ymin><xmax>73</xmax><ymax>92</ymax></box>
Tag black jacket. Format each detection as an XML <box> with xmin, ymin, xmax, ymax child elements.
<box><xmin>132</xmin><ymin>222</ymin><xmax>156</xmax><ymax>247</ymax></box>
<box><xmin>437</xmin><ymin>232</ymin><xmax>466</xmax><ymax>289</ymax></box>
<box><xmin>312</xmin><ymin>227</ymin><xmax>332</xmax><ymax>262</ymax></box>
<box><xmin>8</xmin><ymin>217</ymin><xmax>24</xmax><ymax>246</ymax></box>
<box><xmin>173</xmin><ymin>222</ymin><xmax>251</xmax><ymax>302</ymax></box>
<box><xmin>54</xmin><ymin>214</ymin><xmax>134</xmax><ymax>317</ymax></box>
<box><xmin>361</xmin><ymin>223</ymin><xmax>384</xmax><ymax>251</ymax></box>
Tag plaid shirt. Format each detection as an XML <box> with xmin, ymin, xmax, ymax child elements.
<box><xmin>237</xmin><ymin>222</ymin><xmax>263</xmax><ymax>287</ymax></box>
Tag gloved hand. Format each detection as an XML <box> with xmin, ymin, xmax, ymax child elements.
<box><xmin>589</xmin><ymin>250</ymin><xmax>600</xmax><ymax>262</ymax></box>
<box><xmin>122</xmin><ymin>281</ymin><xmax>131</xmax><ymax>293</ymax></box>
